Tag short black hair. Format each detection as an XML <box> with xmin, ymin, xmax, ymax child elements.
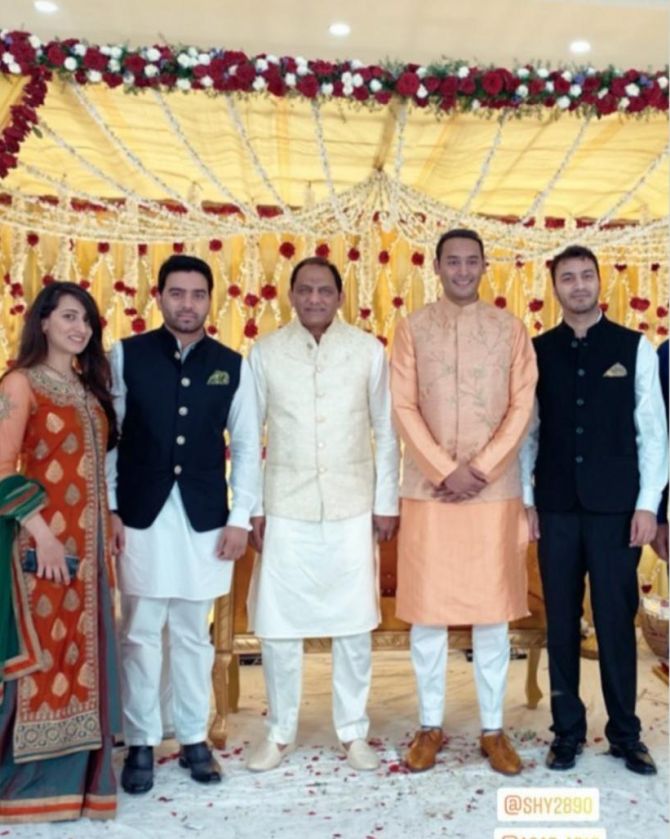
<box><xmin>435</xmin><ymin>228</ymin><xmax>485</xmax><ymax>261</ymax></box>
<box><xmin>158</xmin><ymin>254</ymin><xmax>214</xmax><ymax>294</ymax></box>
<box><xmin>550</xmin><ymin>245</ymin><xmax>600</xmax><ymax>284</ymax></box>
<box><xmin>289</xmin><ymin>257</ymin><xmax>343</xmax><ymax>293</ymax></box>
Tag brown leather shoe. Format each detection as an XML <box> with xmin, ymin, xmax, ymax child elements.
<box><xmin>405</xmin><ymin>727</ymin><xmax>443</xmax><ymax>772</ymax></box>
<box><xmin>480</xmin><ymin>731</ymin><xmax>522</xmax><ymax>775</ymax></box>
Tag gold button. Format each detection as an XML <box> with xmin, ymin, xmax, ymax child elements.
<box><xmin>181</xmin><ymin>377</ymin><xmax>190</xmax><ymax>386</ymax></box>
<box><xmin>174</xmin><ymin>465</ymin><xmax>182</xmax><ymax>475</ymax></box>
<box><xmin>176</xmin><ymin>435</ymin><xmax>186</xmax><ymax>445</ymax></box>
<box><xmin>179</xmin><ymin>406</ymin><xmax>188</xmax><ymax>416</ymax></box>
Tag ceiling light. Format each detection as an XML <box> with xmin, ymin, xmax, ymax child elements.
<box><xmin>569</xmin><ymin>40</ymin><xmax>591</xmax><ymax>55</ymax></box>
<box><xmin>329</xmin><ymin>22</ymin><xmax>351</xmax><ymax>38</ymax></box>
<box><xmin>34</xmin><ymin>0</ymin><xmax>59</xmax><ymax>12</ymax></box>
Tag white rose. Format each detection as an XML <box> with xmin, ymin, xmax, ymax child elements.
<box><xmin>285</xmin><ymin>72</ymin><xmax>296</xmax><ymax>87</ymax></box>
<box><xmin>416</xmin><ymin>66</ymin><xmax>427</xmax><ymax>78</ymax></box>
<box><xmin>352</xmin><ymin>72</ymin><xmax>364</xmax><ymax>87</ymax></box>
<box><xmin>545</xmin><ymin>81</ymin><xmax>554</xmax><ymax>93</ymax></box>
<box><xmin>87</xmin><ymin>70</ymin><xmax>102</xmax><ymax>83</ymax></box>
<box><xmin>341</xmin><ymin>71</ymin><xmax>353</xmax><ymax>85</ymax></box>
<box><xmin>618</xmin><ymin>96</ymin><xmax>630</xmax><ymax>110</ymax></box>
<box><xmin>101</xmin><ymin>46</ymin><xmax>111</xmax><ymax>56</ymax></box>
<box><xmin>569</xmin><ymin>84</ymin><xmax>582</xmax><ymax>97</ymax></box>
<box><xmin>176</xmin><ymin>78</ymin><xmax>191</xmax><ymax>91</ymax></box>
<box><xmin>110</xmin><ymin>46</ymin><xmax>122</xmax><ymax>59</ymax></box>
<box><xmin>8</xmin><ymin>62</ymin><xmax>21</xmax><ymax>74</ymax></box>
<box><xmin>255</xmin><ymin>58</ymin><xmax>268</xmax><ymax>72</ymax></box>
<box><xmin>200</xmin><ymin>75</ymin><xmax>213</xmax><ymax>88</ymax></box>
<box><xmin>296</xmin><ymin>63</ymin><xmax>309</xmax><ymax>76</ymax></box>
<box><xmin>658</xmin><ymin>76</ymin><xmax>668</xmax><ymax>89</ymax></box>
<box><xmin>597</xmin><ymin>88</ymin><xmax>609</xmax><ymax>99</ymax></box>
<box><xmin>266</xmin><ymin>54</ymin><xmax>279</xmax><ymax>64</ymax></box>
<box><xmin>457</xmin><ymin>65</ymin><xmax>470</xmax><ymax>79</ymax></box>
<box><xmin>73</xmin><ymin>43</ymin><xmax>86</xmax><ymax>56</ymax></box>
<box><xmin>350</xmin><ymin>59</ymin><xmax>364</xmax><ymax>70</ymax></box>
<box><xmin>561</xmin><ymin>70</ymin><xmax>572</xmax><ymax>82</ymax></box>
<box><xmin>369</xmin><ymin>79</ymin><xmax>382</xmax><ymax>93</ymax></box>
<box><xmin>228</xmin><ymin>64</ymin><xmax>237</xmax><ymax>75</ymax></box>
<box><xmin>144</xmin><ymin>64</ymin><xmax>159</xmax><ymax>78</ymax></box>
<box><xmin>417</xmin><ymin>84</ymin><xmax>428</xmax><ymax>98</ymax></box>
<box><xmin>537</xmin><ymin>67</ymin><xmax>549</xmax><ymax>79</ymax></box>
<box><xmin>177</xmin><ymin>53</ymin><xmax>192</xmax><ymax>68</ymax></box>
<box><xmin>557</xmin><ymin>95</ymin><xmax>571</xmax><ymax>109</ymax></box>
<box><xmin>123</xmin><ymin>72</ymin><xmax>135</xmax><ymax>85</ymax></box>
<box><xmin>108</xmin><ymin>58</ymin><xmax>121</xmax><ymax>72</ymax></box>
<box><xmin>516</xmin><ymin>67</ymin><xmax>530</xmax><ymax>79</ymax></box>
<box><xmin>198</xmin><ymin>53</ymin><xmax>211</xmax><ymax>65</ymax></box>
<box><xmin>586</xmin><ymin>67</ymin><xmax>597</xmax><ymax>77</ymax></box>
<box><xmin>1</xmin><ymin>52</ymin><xmax>13</xmax><ymax>66</ymax></box>
<box><xmin>321</xmin><ymin>82</ymin><xmax>334</xmax><ymax>95</ymax></box>
<box><xmin>146</xmin><ymin>47</ymin><xmax>161</xmax><ymax>62</ymax></box>
<box><xmin>516</xmin><ymin>84</ymin><xmax>529</xmax><ymax>98</ymax></box>
<box><xmin>64</xmin><ymin>56</ymin><xmax>78</xmax><ymax>71</ymax></box>
<box><xmin>625</xmin><ymin>83</ymin><xmax>640</xmax><ymax>97</ymax></box>
<box><xmin>187</xmin><ymin>47</ymin><xmax>198</xmax><ymax>57</ymax></box>
<box><xmin>28</xmin><ymin>35</ymin><xmax>42</xmax><ymax>50</ymax></box>
<box><xmin>342</xmin><ymin>83</ymin><xmax>354</xmax><ymax>96</ymax></box>
<box><xmin>470</xmin><ymin>98</ymin><xmax>481</xmax><ymax>110</ymax></box>
<box><xmin>252</xmin><ymin>76</ymin><xmax>267</xmax><ymax>91</ymax></box>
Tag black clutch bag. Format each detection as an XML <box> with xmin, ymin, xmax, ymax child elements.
<box><xmin>22</xmin><ymin>547</ymin><xmax>80</xmax><ymax>579</ymax></box>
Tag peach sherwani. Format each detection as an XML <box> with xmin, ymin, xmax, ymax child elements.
<box><xmin>390</xmin><ymin>297</ymin><xmax>538</xmax><ymax>625</ymax></box>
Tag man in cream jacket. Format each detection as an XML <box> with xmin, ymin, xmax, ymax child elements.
<box><xmin>246</xmin><ymin>257</ymin><xmax>399</xmax><ymax>772</ymax></box>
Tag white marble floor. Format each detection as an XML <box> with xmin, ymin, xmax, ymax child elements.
<box><xmin>6</xmin><ymin>641</ymin><xmax>669</xmax><ymax>839</ymax></box>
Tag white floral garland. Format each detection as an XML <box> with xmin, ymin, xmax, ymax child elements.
<box><xmin>596</xmin><ymin>147</ymin><xmax>669</xmax><ymax>228</ymax></box>
<box><xmin>460</xmin><ymin>112</ymin><xmax>509</xmax><ymax>217</ymax></box>
<box><xmin>310</xmin><ymin>100</ymin><xmax>351</xmax><ymax>233</ymax></box>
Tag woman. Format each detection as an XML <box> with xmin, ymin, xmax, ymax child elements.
<box><xmin>0</xmin><ymin>281</ymin><xmax>121</xmax><ymax>822</ymax></box>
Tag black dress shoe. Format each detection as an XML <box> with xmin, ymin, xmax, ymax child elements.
<box><xmin>608</xmin><ymin>741</ymin><xmax>657</xmax><ymax>775</ymax></box>
<box><xmin>546</xmin><ymin>737</ymin><xmax>585</xmax><ymax>770</ymax></box>
<box><xmin>179</xmin><ymin>741</ymin><xmax>222</xmax><ymax>783</ymax></box>
<box><xmin>121</xmin><ymin>745</ymin><xmax>154</xmax><ymax>794</ymax></box>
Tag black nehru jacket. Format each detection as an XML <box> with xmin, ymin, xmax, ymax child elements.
<box><xmin>116</xmin><ymin>326</ymin><xmax>241</xmax><ymax>531</ymax></box>
<box><xmin>533</xmin><ymin>316</ymin><xmax>641</xmax><ymax>514</ymax></box>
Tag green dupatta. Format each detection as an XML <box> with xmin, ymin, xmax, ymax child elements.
<box><xmin>0</xmin><ymin>475</ymin><xmax>46</xmax><ymax>684</ymax></box>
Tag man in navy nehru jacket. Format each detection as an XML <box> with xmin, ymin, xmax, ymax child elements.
<box><xmin>107</xmin><ymin>255</ymin><xmax>260</xmax><ymax>793</ymax></box>
<box><xmin>521</xmin><ymin>245</ymin><xmax>667</xmax><ymax>775</ymax></box>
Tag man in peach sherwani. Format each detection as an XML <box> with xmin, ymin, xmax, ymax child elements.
<box><xmin>390</xmin><ymin>228</ymin><xmax>537</xmax><ymax>776</ymax></box>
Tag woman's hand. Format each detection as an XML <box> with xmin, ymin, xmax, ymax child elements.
<box><xmin>35</xmin><ymin>533</ymin><xmax>70</xmax><ymax>584</ymax></box>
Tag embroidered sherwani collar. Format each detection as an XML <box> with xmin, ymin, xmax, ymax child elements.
<box><xmin>436</xmin><ymin>295</ymin><xmax>482</xmax><ymax>318</ymax></box>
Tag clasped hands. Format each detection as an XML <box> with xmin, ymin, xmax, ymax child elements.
<box><xmin>432</xmin><ymin>462</ymin><xmax>488</xmax><ymax>503</ymax></box>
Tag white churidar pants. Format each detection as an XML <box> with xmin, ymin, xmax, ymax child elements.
<box><xmin>121</xmin><ymin>594</ymin><xmax>213</xmax><ymax>746</ymax></box>
<box><xmin>410</xmin><ymin>622</ymin><xmax>510</xmax><ymax>731</ymax></box>
<box><xmin>261</xmin><ymin>632</ymin><xmax>372</xmax><ymax>744</ymax></box>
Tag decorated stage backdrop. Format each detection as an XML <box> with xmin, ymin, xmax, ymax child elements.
<box><xmin>0</xmin><ymin>31</ymin><xmax>667</xmax><ymax>366</ymax></box>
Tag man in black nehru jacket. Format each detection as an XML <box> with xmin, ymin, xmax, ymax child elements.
<box><xmin>521</xmin><ymin>245</ymin><xmax>667</xmax><ymax>775</ymax></box>
<box><xmin>107</xmin><ymin>255</ymin><xmax>260</xmax><ymax>793</ymax></box>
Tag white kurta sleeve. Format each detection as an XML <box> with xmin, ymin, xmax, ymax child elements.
<box><xmin>105</xmin><ymin>341</ymin><xmax>126</xmax><ymax>511</ymax></box>
<box><xmin>368</xmin><ymin>342</ymin><xmax>400</xmax><ymax>515</ymax></box>
<box><xmin>519</xmin><ymin>399</ymin><xmax>540</xmax><ymax>508</ymax></box>
<box><xmin>225</xmin><ymin>357</ymin><xmax>262</xmax><ymax>528</ymax></box>
<box><xmin>247</xmin><ymin>344</ymin><xmax>267</xmax><ymax>518</ymax></box>
<box><xmin>634</xmin><ymin>337</ymin><xmax>669</xmax><ymax>513</ymax></box>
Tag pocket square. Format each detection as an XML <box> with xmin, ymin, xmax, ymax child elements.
<box><xmin>207</xmin><ymin>370</ymin><xmax>230</xmax><ymax>385</ymax></box>
<box><xmin>603</xmin><ymin>362</ymin><xmax>627</xmax><ymax>378</ymax></box>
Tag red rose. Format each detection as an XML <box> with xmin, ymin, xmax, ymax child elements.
<box><xmin>42</xmin><ymin>274</ymin><xmax>55</xmax><ymax>285</ymax></box>
<box><xmin>533</xmin><ymin>321</ymin><xmax>543</xmax><ymax>332</ymax></box>
<box><xmin>614</xmin><ymin>263</ymin><xmax>627</xmax><ymax>272</ymax></box>
<box><xmin>267</xmin><ymin>76</ymin><xmax>286</xmax><ymax>97</ymax></box>
<box><xmin>553</xmin><ymin>76</ymin><xmax>570</xmax><ymax>95</ymax></box>
<box><xmin>630</xmin><ymin>296</ymin><xmax>650</xmax><ymax>312</ymax></box>
<box><xmin>103</xmin><ymin>72</ymin><xmax>124</xmax><ymax>88</ymax></box>
<box><xmin>657</xmin><ymin>306</ymin><xmax>668</xmax><ymax>318</ymax></box>
<box><xmin>235</xmin><ymin>62</ymin><xmax>256</xmax><ymax>88</ymax></box>
<box><xmin>638</xmin><ymin>322</ymin><xmax>649</xmax><ymax>331</ymax></box>
<box><xmin>599</xmin><ymin>302</ymin><xmax>609</xmax><ymax>312</ymax></box>
<box><xmin>353</xmin><ymin>86</ymin><xmax>369</xmax><ymax>102</ymax></box>
<box><xmin>10</xmin><ymin>282</ymin><xmax>23</xmax><ymax>298</ymax></box>
<box><xmin>124</xmin><ymin>54</ymin><xmax>146</xmax><ymax>75</ymax></box>
<box><xmin>207</xmin><ymin>324</ymin><xmax>218</xmax><ymax>335</ymax></box>
<box><xmin>96</xmin><ymin>241</ymin><xmax>109</xmax><ymax>254</ymax></box>
<box><xmin>378</xmin><ymin>250</ymin><xmax>390</xmax><ymax>265</ymax></box>
<box><xmin>392</xmin><ymin>296</ymin><xmax>404</xmax><ymax>308</ymax></box>
<box><xmin>13</xmin><ymin>304</ymin><xmax>25</xmax><ymax>314</ymax></box>
<box><xmin>244</xmin><ymin>292</ymin><xmax>260</xmax><ymax>308</ymax></box>
<box><xmin>150</xmin><ymin>285</ymin><xmax>159</xmax><ymax>298</ymax></box>
<box><xmin>515</xmin><ymin>258</ymin><xmax>525</xmax><ymax>268</ymax></box>
<box><xmin>528</xmin><ymin>78</ymin><xmax>545</xmax><ymax>96</ymax></box>
<box><xmin>375</xmin><ymin>91</ymin><xmax>392</xmax><ymax>105</ymax></box>
<box><xmin>458</xmin><ymin>76</ymin><xmax>476</xmax><ymax>94</ymax></box>
<box><xmin>439</xmin><ymin>76</ymin><xmax>458</xmax><ymax>97</ymax></box>
<box><xmin>26</xmin><ymin>232</ymin><xmax>39</xmax><ymax>246</ymax></box>
<box><xmin>528</xmin><ymin>299</ymin><xmax>544</xmax><ymax>312</ymax></box>
<box><xmin>651</xmin><ymin>263</ymin><xmax>661</xmax><ymax>272</ymax></box>
<box><xmin>310</xmin><ymin>60</ymin><xmax>335</xmax><ymax>76</ymax></box>
<box><xmin>83</xmin><ymin>48</ymin><xmax>108</xmax><ymax>72</ymax></box>
<box><xmin>124</xmin><ymin>307</ymin><xmax>137</xmax><ymax>316</ymax></box>
<box><xmin>315</xmin><ymin>243</ymin><xmax>330</xmax><ymax>258</ymax></box>
<box><xmin>244</xmin><ymin>319</ymin><xmax>259</xmax><ymax>339</ymax></box>
<box><xmin>113</xmin><ymin>280</ymin><xmax>126</xmax><ymax>292</ymax></box>
<box><xmin>658</xmin><ymin>325</ymin><xmax>669</xmax><ymax>336</ymax></box>
<box><xmin>46</xmin><ymin>44</ymin><xmax>67</xmax><ymax>67</ymax></box>
<box><xmin>131</xmin><ymin>317</ymin><xmax>146</xmax><ymax>333</ymax></box>
<box><xmin>279</xmin><ymin>241</ymin><xmax>296</xmax><ymax>259</ymax></box>
<box><xmin>348</xmin><ymin>247</ymin><xmax>360</xmax><ymax>261</ymax></box>
<box><xmin>494</xmin><ymin>296</ymin><xmax>507</xmax><ymax>309</ymax></box>
<box><xmin>376</xmin><ymin>335</ymin><xmax>388</xmax><ymax>346</ymax></box>
<box><xmin>297</xmin><ymin>75</ymin><xmax>319</xmax><ymax>98</ymax></box>
<box><xmin>137</xmin><ymin>243</ymin><xmax>148</xmax><ymax>256</ymax></box>
<box><xmin>395</xmin><ymin>71</ymin><xmax>421</xmax><ymax>97</ymax></box>
<box><xmin>481</xmin><ymin>70</ymin><xmax>504</xmax><ymax>96</ymax></box>
<box><xmin>596</xmin><ymin>94</ymin><xmax>617</xmax><ymax>116</ymax></box>
<box><xmin>228</xmin><ymin>283</ymin><xmax>241</xmax><ymax>297</ymax></box>
<box><xmin>261</xmin><ymin>283</ymin><xmax>277</xmax><ymax>300</ymax></box>
<box><xmin>79</xmin><ymin>279</ymin><xmax>91</xmax><ymax>289</ymax></box>
<box><xmin>411</xmin><ymin>252</ymin><xmax>424</xmax><ymax>267</ymax></box>
<box><xmin>209</xmin><ymin>239</ymin><xmax>223</xmax><ymax>252</ymax></box>
<box><xmin>359</xmin><ymin>307</ymin><xmax>371</xmax><ymax>319</ymax></box>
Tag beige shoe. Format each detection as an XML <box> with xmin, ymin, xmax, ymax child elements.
<box><xmin>246</xmin><ymin>739</ymin><xmax>295</xmax><ymax>772</ymax></box>
<box><xmin>340</xmin><ymin>739</ymin><xmax>380</xmax><ymax>771</ymax></box>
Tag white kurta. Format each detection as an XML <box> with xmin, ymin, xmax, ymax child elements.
<box><xmin>247</xmin><ymin>319</ymin><xmax>399</xmax><ymax>638</ymax></box>
<box><xmin>106</xmin><ymin>339</ymin><xmax>261</xmax><ymax>601</ymax></box>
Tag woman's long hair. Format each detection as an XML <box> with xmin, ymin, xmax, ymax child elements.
<box><xmin>9</xmin><ymin>282</ymin><xmax>118</xmax><ymax>450</ymax></box>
